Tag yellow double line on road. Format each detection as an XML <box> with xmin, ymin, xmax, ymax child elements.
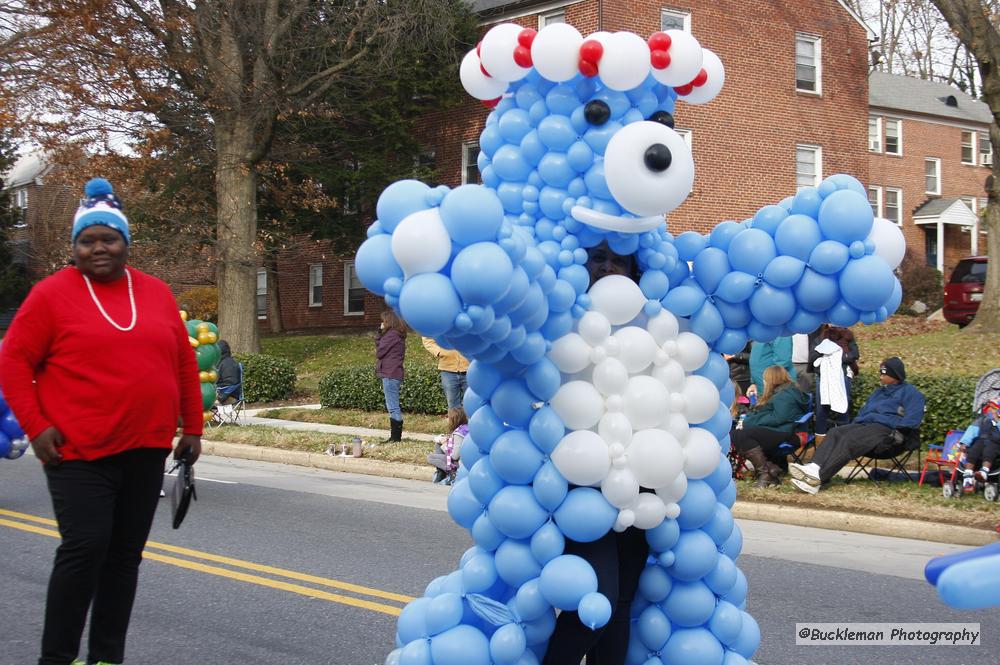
<box><xmin>0</xmin><ymin>508</ymin><xmax>412</xmax><ymax>616</ymax></box>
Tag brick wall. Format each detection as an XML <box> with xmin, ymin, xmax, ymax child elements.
<box><xmin>868</xmin><ymin>113</ymin><xmax>992</xmax><ymax>279</ymax></box>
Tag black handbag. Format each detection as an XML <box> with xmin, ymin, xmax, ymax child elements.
<box><xmin>168</xmin><ymin>455</ymin><xmax>197</xmax><ymax>529</ymax></box>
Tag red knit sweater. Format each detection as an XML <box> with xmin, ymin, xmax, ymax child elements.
<box><xmin>0</xmin><ymin>266</ymin><xmax>203</xmax><ymax>462</ymax></box>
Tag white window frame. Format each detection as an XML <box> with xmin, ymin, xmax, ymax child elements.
<box><xmin>884</xmin><ymin>118</ymin><xmax>902</xmax><ymax>155</ymax></box>
<box><xmin>960</xmin><ymin>196</ymin><xmax>977</xmax><ymax>215</ymax></box>
<box><xmin>795</xmin><ymin>144</ymin><xmax>822</xmax><ymax>189</ymax></box>
<box><xmin>256</xmin><ymin>268</ymin><xmax>268</xmax><ymax>319</ymax></box>
<box><xmin>461</xmin><ymin>141</ymin><xmax>481</xmax><ymax>185</ymax></box>
<box><xmin>538</xmin><ymin>8</ymin><xmax>565</xmax><ymax>27</ymax></box>
<box><xmin>924</xmin><ymin>158</ymin><xmax>941</xmax><ymax>195</ymax></box>
<box><xmin>884</xmin><ymin>187</ymin><xmax>902</xmax><ymax>225</ymax></box>
<box><xmin>675</xmin><ymin>127</ymin><xmax>692</xmax><ymax>148</ymax></box>
<box><xmin>868</xmin><ymin>116</ymin><xmax>882</xmax><ymax>153</ymax></box>
<box><xmin>344</xmin><ymin>262</ymin><xmax>365</xmax><ymax>316</ymax></box>
<box><xmin>14</xmin><ymin>188</ymin><xmax>27</xmax><ymax>209</ymax></box>
<box><xmin>961</xmin><ymin>131</ymin><xmax>976</xmax><ymax>165</ymax></box>
<box><xmin>795</xmin><ymin>33</ymin><xmax>821</xmax><ymax>95</ymax></box>
<box><xmin>981</xmin><ymin>134</ymin><xmax>993</xmax><ymax>166</ymax></box>
<box><xmin>660</xmin><ymin>8</ymin><xmax>691</xmax><ymax>32</ymax></box>
<box><xmin>308</xmin><ymin>263</ymin><xmax>323</xmax><ymax>307</ymax></box>
<box><xmin>868</xmin><ymin>185</ymin><xmax>883</xmax><ymax>218</ymax></box>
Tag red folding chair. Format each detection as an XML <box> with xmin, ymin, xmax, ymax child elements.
<box><xmin>919</xmin><ymin>429</ymin><xmax>965</xmax><ymax>487</ymax></box>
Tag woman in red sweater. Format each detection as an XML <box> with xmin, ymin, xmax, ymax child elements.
<box><xmin>0</xmin><ymin>178</ymin><xmax>203</xmax><ymax>665</ymax></box>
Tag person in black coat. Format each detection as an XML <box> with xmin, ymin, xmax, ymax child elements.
<box><xmin>216</xmin><ymin>340</ymin><xmax>241</xmax><ymax>404</ymax></box>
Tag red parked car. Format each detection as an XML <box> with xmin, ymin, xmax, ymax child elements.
<box><xmin>943</xmin><ymin>256</ymin><xmax>988</xmax><ymax>327</ymax></box>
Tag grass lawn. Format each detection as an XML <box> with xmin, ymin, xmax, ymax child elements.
<box><xmin>257</xmin><ymin>407</ymin><xmax>448</xmax><ymax>434</ymax></box>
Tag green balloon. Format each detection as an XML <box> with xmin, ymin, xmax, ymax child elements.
<box><xmin>201</xmin><ymin>381</ymin><xmax>216</xmax><ymax>410</ymax></box>
<box><xmin>185</xmin><ymin>319</ymin><xmax>202</xmax><ymax>338</ymax></box>
<box><xmin>196</xmin><ymin>343</ymin><xmax>220</xmax><ymax>371</ymax></box>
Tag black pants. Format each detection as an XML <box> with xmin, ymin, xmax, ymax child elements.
<box><xmin>40</xmin><ymin>447</ymin><xmax>169</xmax><ymax>665</ymax></box>
<box><xmin>811</xmin><ymin>423</ymin><xmax>893</xmax><ymax>484</ymax></box>
<box><xmin>967</xmin><ymin>437</ymin><xmax>1000</xmax><ymax>469</ymax></box>
<box><xmin>541</xmin><ymin>527</ymin><xmax>649</xmax><ymax>665</ymax></box>
<box><xmin>731</xmin><ymin>426</ymin><xmax>798</xmax><ymax>469</ymax></box>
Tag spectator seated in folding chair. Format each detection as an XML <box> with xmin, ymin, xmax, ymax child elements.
<box><xmin>729</xmin><ymin>365</ymin><xmax>810</xmax><ymax>487</ymax></box>
<box><xmin>789</xmin><ymin>357</ymin><xmax>925</xmax><ymax>494</ymax></box>
<box><xmin>212</xmin><ymin>340</ymin><xmax>244</xmax><ymax>426</ymax></box>
<box><xmin>958</xmin><ymin>399</ymin><xmax>1000</xmax><ymax>494</ymax></box>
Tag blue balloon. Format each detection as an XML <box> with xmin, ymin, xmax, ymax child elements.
<box><xmin>886</xmin><ymin>278</ymin><xmax>903</xmax><ymax>315</ymax></box>
<box><xmin>691</xmin><ymin>302</ymin><xmax>724</xmax><ymax>343</ymax></box>
<box><xmin>668</xmin><ymin>530</ymin><xmax>718</xmax><ymax>581</ymax></box>
<box><xmin>808</xmin><ymin>239</ymin><xmax>850</xmax><ymax>275</ymax></box>
<box><xmin>750</xmin><ymin>205</ymin><xmax>788</xmax><ymax>235</ymax></box>
<box><xmin>827</xmin><ymin>299</ymin><xmax>860</xmax><ymax>327</ymax></box>
<box><xmin>400</xmin><ymin>638</ymin><xmax>433</xmax><ymax>665</ymax></box>
<box><xmin>709</xmin><ymin>601</ymin><xmax>744</xmax><ymax>646</ymax></box>
<box><xmin>674</xmin><ymin>231</ymin><xmax>707</xmax><ymax>261</ymax></box>
<box><xmin>491</xmin><ymin>380</ymin><xmax>536</xmax><ymax>429</ymax></box>
<box><xmin>491</xmin><ymin>430</ymin><xmax>544</xmax><ymax>485</ymax></box>
<box><xmin>439</xmin><ymin>186</ymin><xmax>506</xmax><ymax>246</ymax></box>
<box><xmin>499</xmin><ymin>109</ymin><xmax>532</xmax><ymax>143</ymax></box>
<box><xmin>514</xmin><ymin>577</ymin><xmax>551</xmax><ymax>621</ymax></box>
<box><xmin>426</xmin><ymin>592</ymin><xmax>466</xmax><ymax>635</ymax></box>
<box><xmin>637</xmin><ymin>604</ymin><xmax>672</xmax><ymax>650</ymax></box>
<box><xmin>400</xmin><ymin>273</ymin><xmax>461</xmax><ymax>337</ymax></box>
<box><xmin>0</xmin><ymin>432</ymin><xmax>10</xmax><ymax>459</ymax></box>
<box><xmin>749</xmin><ymin>284</ymin><xmax>796</xmax><ymax>326</ymax></box>
<box><xmin>723</xmin><ymin>568</ymin><xmax>748</xmax><ymax>608</ymax></box>
<box><xmin>431</xmin><ymin>625</ymin><xmax>491</xmax><ymax>665</ymax></box>
<box><xmin>553</xmin><ymin>488</ymin><xmax>617</xmax><ymax>542</ymax></box>
<box><xmin>839</xmin><ymin>256</ymin><xmax>895</xmax><ymax>312</ymax></box>
<box><xmin>677</xmin><ymin>480</ymin><xmax>717</xmax><ymax>530</ymax></box>
<box><xmin>774</xmin><ymin>213</ymin><xmax>823</xmax><ymax>261</ymax></box>
<box><xmin>731</xmin><ymin>612</ymin><xmax>760</xmax><ymax>659</ymax></box>
<box><xmin>469</xmin><ymin>457</ymin><xmax>506</xmax><ymax>505</ymax></box>
<box><xmin>525</xmin><ymin>359</ymin><xmax>561</xmax><ymax>401</ymax></box>
<box><xmin>529</xmin><ymin>407</ymin><xmax>564</xmax><ymax>455</ymax></box>
<box><xmin>540</xmin><ymin>555</ymin><xmax>599</xmax><ymax>609</ymax></box>
<box><xmin>937</xmin><ymin>554</ymin><xmax>1000</xmax><ymax>609</ymax></box>
<box><xmin>447</xmin><ymin>477</ymin><xmax>484</xmax><ymax>529</ymax></box>
<box><xmin>638</xmin><ymin>564</ymin><xmax>673</xmax><ymax>602</ymax></box>
<box><xmin>702</xmin><ymin>504</ymin><xmax>736</xmax><ymax>546</ymax></box>
<box><xmin>451</xmin><ymin>243</ymin><xmax>515</xmax><ymax>305</ymax></box>
<box><xmin>794</xmin><ymin>268</ymin><xmax>839</xmax><ymax>313</ymax></box>
<box><xmin>728</xmin><ymin>229</ymin><xmax>776</xmax><ymax>275</ymax></box>
<box><xmin>489</xmin><ymin>486</ymin><xmax>548</xmax><ymax>540</ymax></box>
<box><xmin>820</xmin><ymin>174</ymin><xmax>867</xmax><ymax>198</ymax></box>
<box><xmin>715</xmin><ymin>328</ymin><xmax>749</xmax><ymax>355</ymax></box>
<box><xmin>530</xmin><ymin>520</ymin><xmax>565</xmax><ymax>565</ymax></box>
<box><xmin>663</xmin><ymin>580</ymin><xmax>716</xmax><ymax>627</ymax></box>
<box><xmin>787</xmin><ymin>309</ymin><xmax>825</xmax><ymax>335</ymax></box>
<box><xmin>467</xmin><ymin>361</ymin><xmax>502</xmax><ymax>399</ymax></box>
<box><xmin>377</xmin><ymin>180</ymin><xmax>432</xmax><ymax>232</ymax></box>
<box><xmin>532</xmin><ymin>460</ymin><xmax>568</xmax><ymax>511</ymax></box>
<box><xmin>578</xmin><ymin>592</ymin><xmax>613</xmax><ymax>630</ymax></box>
<box><xmin>472</xmin><ymin>512</ymin><xmax>506</xmax><ymax>551</ymax></box>
<box><xmin>693</xmin><ymin>353</ymin><xmax>731</xmax><ymax>389</ymax></box>
<box><xmin>718</xmin><ymin>478</ymin><xmax>737</xmax><ymax>508</ymax></box>
<box><xmin>704</xmin><ymin>456</ymin><xmax>734</xmax><ymax>494</ymax></box>
<box><xmin>662</xmin><ymin>628</ymin><xmax>724</xmax><ymax>665</ymax></box>
<box><xmin>469</xmin><ymin>405</ymin><xmax>506</xmax><ymax>451</ymax></box>
<box><xmin>355</xmin><ymin>234</ymin><xmax>403</xmax><ymax>295</ymax></box>
<box><xmin>662</xmin><ymin>285</ymin><xmax>706</xmax><ymax>317</ymax></box>
<box><xmin>397</xmin><ymin>597</ymin><xmax>432</xmax><ymax>643</ymax></box>
<box><xmin>495</xmin><ymin>539</ymin><xmax>542</xmax><ymax>588</ymax></box>
<box><xmin>818</xmin><ymin>189</ymin><xmax>874</xmax><ymax>244</ymax></box>
<box><xmin>646</xmin><ymin>518</ymin><xmax>681</xmax><ymax>552</ymax></box>
<box><xmin>790</xmin><ymin>186</ymin><xmax>822</xmax><ymax>218</ymax></box>
<box><xmin>762</xmin><ymin>255</ymin><xmax>805</xmax><ymax>289</ymax></box>
<box><xmin>721</xmin><ymin>523</ymin><xmax>744</xmax><ymax>560</ymax></box>
<box><xmin>521</xmin><ymin>608</ymin><xmax>557</xmax><ymax>646</ymax></box>
<box><xmin>693</xmin><ymin>247</ymin><xmax>731</xmax><ymax>294</ymax></box>
<box><xmin>511</xmin><ymin>332</ymin><xmax>548</xmax><ymax>365</ymax></box>
<box><xmin>723</xmin><ymin>652</ymin><xmax>749</xmax><ymax>665</ymax></box>
<box><xmin>709</xmin><ymin>221</ymin><xmax>743</xmax><ymax>252</ymax></box>
<box><xmin>705</xmin><ymin>550</ymin><xmax>739</xmax><ymax>596</ymax></box>
<box><xmin>715</xmin><ymin>271</ymin><xmax>756</xmax><ymax>304</ymax></box>
<box><xmin>490</xmin><ymin>623</ymin><xmax>528</xmax><ymax>665</ymax></box>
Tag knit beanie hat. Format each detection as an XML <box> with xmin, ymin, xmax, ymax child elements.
<box><xmin>72</xmin><ymin>178</ymin><xmax>130</xmax><ymax>245</ymax></box>
<box><xmin>879</xmin><ymin>357</ymin><xmax>906</xmax><ymax>383</ymax></box>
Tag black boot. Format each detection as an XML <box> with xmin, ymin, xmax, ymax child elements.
<box><xmin>745</xmin><ymin>446</ymin><xmax>778</xmax><ymax>488</ymax></box>
<box><xmin>385</xmin><ymin>418</ymin><xmax>403</xmax><ymax>443</ymax></box>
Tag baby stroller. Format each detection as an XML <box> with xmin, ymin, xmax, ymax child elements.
<box><xmin>973</xmin><ymin>367</ymin><xmax>1000</xmax><ymax>414</ymax></box>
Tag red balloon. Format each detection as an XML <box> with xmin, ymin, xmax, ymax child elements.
<box><xmin>578</xmin><ymin>58</ymin><xmax>599</xmax><ymax>78</ymax></box>
<box><xmin>692</xmin><ymin>68</ymin><xmax>709</xmax><ymax>87</ymax></box>
<box><xmin>514</xmin><ymin>45</ymin><xmax>533</xmax><ymax>68</ymax></box>
<box><xmin>518</xmin><ymin>28</ymin><xmax>537</xmax><ymax>48</ymax></box>
<box><xmin>579</xmin><ymin>39</ymin><xmax>604</xmax><ymax>64</ymax></box>
<box><xmin>647</xmin><ymin>32</ymin><xmax>672</xmax><ymax>52</ymax></box>
<box><xmin>675</xmin><ymin>83</ymin><xmax>694</xmax><ymax>95</ymax></box>
<box><xmin>650</xmin><ymin>50</ymin><xmax>671</xmax><ymax>69</ymax></box>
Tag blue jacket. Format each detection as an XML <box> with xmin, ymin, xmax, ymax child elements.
<box><xmin>854</xmin><ymin>382</ymin><xmax>925</xmax><ymax>430</ymax></box>
<box><xmin>749</xmin><ymin>337</ymin><xmax>796</xmax><ymax>391</ymax></box>
<box><xmin>960</xmin><ymin>414</ymin><xmax>1000</xmax><ymax>446</ymax></box>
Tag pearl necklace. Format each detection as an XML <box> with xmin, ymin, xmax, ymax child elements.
<box><xmin>83</xmin><ymin>268</ymin><xmax>137</xmax><ymax>332</ymax></box>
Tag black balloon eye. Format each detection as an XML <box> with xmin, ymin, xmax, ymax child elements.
<box><xmin>584</xmin><ymin>100</ymin><xmax>611</xmax><ymax>126</ymax></box>
<box><xmin>644</xmin><ymin>144</ymin><xmax>672</xmax><ymax>172</ymax></box>
<box><xmin>648</xmin><ymin>110</ymin><xmax>674</xmax><ymax>128</ymax></box>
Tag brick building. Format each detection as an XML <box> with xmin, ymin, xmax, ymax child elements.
<box><xmin>867</xmin><ymin>71</ymin><xmax>993</xmax><ymax>278</ymax></box>
<box><xmin>257</xmin><ymin>0</ymin><xmax>874</xmax><ymax>332</ymax></box>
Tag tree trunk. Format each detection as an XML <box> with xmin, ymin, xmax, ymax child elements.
<box><xmin>215</xmin><ymin>120</ymin><xmax>261</xmax><ymax>354</ymax></box>
<box><xmin>267</xmin><ymin>254</ymin><xmax>284</xmax><ymax>334</ymax></box>
<box><xmin>965</xmin><ymin>130</ymin><xmax>999</xmax><ymax>332</ymax></box>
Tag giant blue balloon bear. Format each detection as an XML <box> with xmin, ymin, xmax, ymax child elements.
<box><xmin>356</xmin><ymin>22</ymin><xmax>905</xmax><ymax>665</ymax></box>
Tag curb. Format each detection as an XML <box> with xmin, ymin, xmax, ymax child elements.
<box><xmin>202</xmin><ymin>440</ymin><xmax>997</xmax><ymax>547</ymax></box>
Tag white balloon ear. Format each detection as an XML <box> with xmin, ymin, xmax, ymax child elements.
<box><xmin>460</xmin><ymin>50</ymin><xmax>508</xmax><ymax>100</ymax></box>
<box><xmin>676</xmin><ymin>49</ymin><xmax>725</xmax><ymax>105</ymax></box>
<box><xmin>649</xmin><ymin>29</ymin><xmax>703</xmax><ymax>87</ymax></box>
<box><xmin>531</xmin><ymin>22</ymin><xmax>584</xmax><ymax>82</ymax></box>
<box><xmin>480</xmin><ymin>23</ymin><xmax>532</xmax><ymax>82</ymax></box>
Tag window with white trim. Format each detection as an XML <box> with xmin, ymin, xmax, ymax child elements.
<box><xmin>868</xmin><ymin>186</ymin><xmax>882</xmax><ymax>217</ymax></box>
<box><xmin>924</xmin><ymin>158</ymin><xmax>941</xmax><ymax>195</ymax></box>
<box><xmin>344</xmin><ymin>263</ymin><xmax>365</xmax><ymax>316</ymax></box>
<box><xmin>960</xmin><ymin>196</ymin><xmax>977</xmax><ymax>214</ymax></box>
<box><xmin>462</xmin><ymin>141</ymin><xmax>481</xmax><ymax>185</ymax></box>
<box><xmin>884</xmin><ymin>119</ymin><xmax>901</xmax><ymax>155</ymax></box>
<box><xmin>961</xmin><ymin>131</ymin><xmax>976</xmax><ymax>165</ymax></box>
<box><xmin>981</xmin><ymin>134</ymin><xmax>993</xmax><ymax>166</ymax></box>
<box><xmin>868</xmin><ymin>116</ymin><xmax>882</xmax><ymax>152</ymax></box>
<box><xmin>885</xmin><ymin>188</ymin><xmax>902</xmax><ymax>225</ymax></box>
<box><xmin>538</xmin><ymin>9</ymin><xmax>565</xmax><ymax>27</ymax></box>
<box><xmin>14</xmin><ymin>188</ymin><xmax>27</xmax><ymax>209</ymax></box>
<box><xmin>660</xmin><ymin>8</ymin><xmax>691</xmax><ymax>31</ymax></box>
<box><xmin>256</xmin><ymin>268</ymin><xmax>267</xmax><ymax>318</ymax></box>
<box><xmin>795</xmin><ymin>144</ymin><xmax>822</xmax><ymax>189</ymax></box>
<box><xmin>308</xmin><ymin>264</ymin><xmax>323</xmax><ymax>307</ymax></box>
<box><xmin>795</xmin><ymin>34</ymin><xmax>821</xmax><ymax>94</ymax></box>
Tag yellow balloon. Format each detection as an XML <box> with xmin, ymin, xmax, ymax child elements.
<box><xmin>203</xmin><ymin>411</ymin><xmax>214</xmax><ymax>423</ymax></box>
<box><xmin>180</xmin><ymin>310</ymin><xmax>188</xmax><ymax>321</ymax></box>
<box><xmin>197</xmin><ymin>322</ymin><xmax>211</xmax><ymax>332</ymax></box>
<box><xmin>199</xmin><ymin>371</ymin><xmax>211</xmax><ymax>382</ymax></box>
<box><xmin>197</xmin><ymin>332</ymin><xmax>214</xmax><ymax>345</ymax></box>
<box><xmin>205</xmin><ymin>332</ymin><xmax>218</xmax><ymax>344</ymax></box>
<box><xmin>208</xmin><ymin>370</ymin><xmax>219</xmax><ymax>382</ymax></box>
<box><xmin>189</xmin><ymin>336</ymin><xmax>200</xmax><ymax>348</ymax></box>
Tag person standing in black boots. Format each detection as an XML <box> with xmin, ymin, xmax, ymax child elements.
<box><xmin>376</xmin><ymin>310</ymin><xmax>407</xmax><ymax>442</ymax></box>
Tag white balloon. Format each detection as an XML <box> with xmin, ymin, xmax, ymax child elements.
<box><xmin>391</xmin><ymin>208</ymin><xmax>452</xmax><ymax>279</ymax></box>
<box><xmin>627</xmin><ymin>429</ymin><xmax>684</xmax><ymax>488</ymax></box>
<box><xmin>604</xmin><ymin>121</ymin><xmax>694</xmax><ymax>217</ymax></box>
<box><xmin>615</xmin><ymin>509</ymin><xmax>636</xmax><ymax>531</ymax></box>
<box><xmin>647</xmin><ymin>310</ymin><xmax>680</xmax><ymax>345</ymax></box>
<box><xmin>650</xmin><ymin>29</ymin><xmax>703</xmax><ymax>87</ymax></box>
<box><xmin>588</xmin><ymin>275</ymin><xmax>647</xmax><ymax>325</ymax></box>
<box><xmin>549</xmin><ymin>332</ymin><xmax>594</xmax><ymax>375</ymax></box>
<box><xmin>590</xmin><ymin>345</ymin><xmax>608</xmax><ymax>365</ymax></box>
<box><xmin>674</xmin><ymin>332</ymin><xmax>709</xmax><ymax>371</ymax></box>
<box><xmin>680</xmin><ymin>49</ymin><xmax>725</xmax><ymax>105</ymax></box>
<box><xmin>624</xmin><ymin>376</ymin><xmax>670</xmax><ymax>430</ymax></box>
<box><xmin>651</xmin><ymin>359</ymin><xmax>686</xmax><ymax>392</ymax></box>
<box><xmin>633</xmin><ymin>493</ymin><xmax>668</xmax><ymax>529</ymax></box>
<box><xmin>867</xmin><ymin>216</ymin><xmax>906</xmax><ymax>269</ymax></box>
<box><xmin>655</xmin><ymin>472</ymin><xmax>688</xmax><ymax>504</ymax></box>
<box><xmin>551</xmin><ymin>430</ymin><xmax>611</xmax><ymax>486</ymax></box>
<box><xmin>681</xmin><ymin>375</ymin><xmax>721</xmax><ymax>424</ymax></box>
<box><xmin>602</xmin><ymin>336</ymin><xmax>621</xmax><ymax>358</ymax></box>
<box><xmin>531</xmin><ymin>22</ymin><xmax>583</xmax><ymax>82</ymax></box>
<box><xmin>593</xmin><ymin>358</ymin><xmax>630</xmax><ymax>397</ymax></box>
<box><xmin>578</xmin><ymin>310</ymin><xmax>612</xmax><ymax>345</ymax></box>
<box><xmin>683</xmin><ymin>427</ymin><xmax>720</xmax><ymax>479</ymax></box>
<box><xmin>551</xmin><ymin>381</ymin><xmax>606</xmax><ymax>430</ymax></box>
<box><xmin>663</xmin><ymin>413</ymin><xmax>691</xmax><ymax>442</ymax></box>
<box><xmin>459</xmin><ymin>50</ymin><xmax>508</xmax><ymax>100</ymax></box>
<box><xmin>598</xmin><ymin>412</ymin><xmax>633</xmax><ymax>446</ymax></box>
<box><xmin>601</xmin><ymin>467</ymin><xmax>640</xmax><ymax>508</ymax></box>
<box><xmin>664</xmin><ymin>502</ymin><xmax>681</xmax><ymax>519</ymax></box>
<box><xmin>613</xmin><ymin>326</ymin><xmax>658</xmax><ymax>374</ymax></box>
<box><xmin>599</xmin><ymin>32</ymin><xmax>651</xmax><ymax>91</ymax></box>
<box><xmin>480</xmin><ymin>23</ymin><xmax>531</xmax><ymax>82</ymax></box>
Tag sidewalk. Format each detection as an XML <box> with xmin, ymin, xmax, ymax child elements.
<box><xmin>208</xmin><ymin>408</ymin><xmax>997</xmax><ymax>547</ymax></box>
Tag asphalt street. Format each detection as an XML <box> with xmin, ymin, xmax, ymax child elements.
<box><xmin>2</xmin><ymin>453</ymin><xmax>998</xmax><ymax>665</ymax></box>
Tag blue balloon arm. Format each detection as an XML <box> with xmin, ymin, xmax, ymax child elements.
<box><xmin>925</xmin><ymin>541</ymin><xmax>1000</xmax><ymax>586</ymax></box>
<box><xmin>934</xmin><ymin>551</ymin><xmax>1000</xmax><ymax>610</ymax></box>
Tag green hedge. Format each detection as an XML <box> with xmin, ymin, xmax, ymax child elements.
<box><xmin>851</xmin><ymin>372</ymin><xmax>979</xmax><ymax>445</ymax></box>
<box><xmin>234</xmin><ymin>353</ymin><xmax>297</xmax><ymax>403</ymax></box>
<box><xmin>319</xmin><ymin>365</ymin><xmax>448</xmax><ymax>414</ymax></box>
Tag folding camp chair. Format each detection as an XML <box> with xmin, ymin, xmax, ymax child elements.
<box><xmin>845</xmin><ymin>428</ymin><xmax>921</xmax><ymax>484</ymax></box>
<box><xmin>919</xmin><ymin>429</ymin><xmax>965</xmax><ymax>488</ymax></box>
<box><xmin>210</xmin><ymin>362</ymin><xmax>245</xmax><ymax>427</ymax></box>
